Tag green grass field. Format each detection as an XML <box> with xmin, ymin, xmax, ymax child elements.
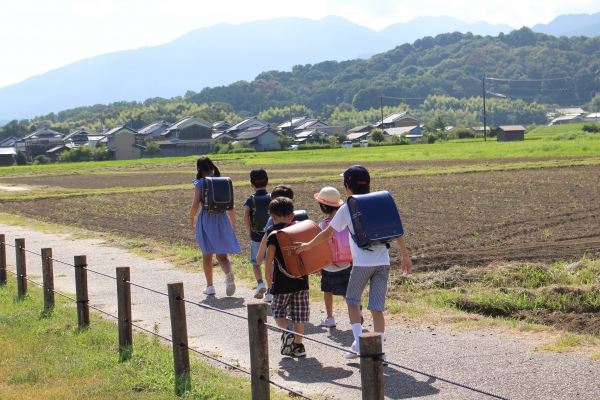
<box><xmin>0</xmin><ymin>279</ymin><xmax>286</xmax><ymax>399</ymax></box>
<box><xmin>0</xmin><ymin>123</ymin><xmax>598</xmax><ymax>175</ymax></box>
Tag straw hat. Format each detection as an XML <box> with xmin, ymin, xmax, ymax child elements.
<box><xmin>314</xmin><ymin>187</ymin><xmax>344</xmax><ymax>206</ymax></box>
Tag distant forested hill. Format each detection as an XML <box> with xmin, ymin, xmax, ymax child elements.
<box><xmin>186</xmin><ymin>27</ymin><xmax>600</xmax><ymax>114</ymax></box>
<box><xmin>3</xmin><ymin>27</ymin><xmax>600</xmax><ymax>139</ymax></box>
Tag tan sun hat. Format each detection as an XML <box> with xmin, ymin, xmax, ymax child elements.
<box><xmin>314</xmin><ymin>186</ymin><xmax>344</xmax><ymax>206</ymax></box>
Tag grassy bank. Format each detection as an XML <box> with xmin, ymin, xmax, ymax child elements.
<box><xmin>1</xmin><ymin>123</ymin><xmax>598</xmax><ymax>175</ymax></box>
<box><xmin>0</xmin><ymin>279</ymin><xmax>284</xmax><ymax>399</ymax></box>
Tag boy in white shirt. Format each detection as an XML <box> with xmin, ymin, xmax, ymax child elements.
<box><xmin>297</xmin><ymin>165</ymin><xmax>412</xmax><ymax>359</ymax></box>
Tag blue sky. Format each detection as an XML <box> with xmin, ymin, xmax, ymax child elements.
<box><xmin>1</xmin><ymin>0</ymin><xmax>599</xmax><ymax>89</ymax></box>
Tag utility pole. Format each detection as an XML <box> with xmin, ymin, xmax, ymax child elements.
<box><xmin>380</xmin><ymin>94</ymin><xmax>383</xmax><ymax>129</ymax></box>
<box><xmin>482</xmin><ymin>77</ymin><xmax>487</xmax><ymax>142</ymax></box>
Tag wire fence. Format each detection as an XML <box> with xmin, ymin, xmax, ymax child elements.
<box><xmin>0</xmin><ymin>237</ymin><xmax>511</xmax><ymax>400</ymax></box>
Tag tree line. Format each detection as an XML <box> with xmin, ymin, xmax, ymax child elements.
<box><xmin>2</xmin><ymin>27</ymin><xmax>600</xmax><ymax>140</ymax></box>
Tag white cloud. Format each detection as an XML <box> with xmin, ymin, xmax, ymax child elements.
<box><xmin>1</xmin><ymin>0</ymin><xmax>599</xmax><ymax>88</ymax></box>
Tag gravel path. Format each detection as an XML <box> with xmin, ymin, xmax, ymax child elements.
<box><xmin>1</xmin><ymin>222</ymin><xmax>599</xmax><ymax>400</ymax></box>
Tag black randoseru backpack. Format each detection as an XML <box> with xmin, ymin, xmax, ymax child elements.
<box><xmin>251</xmin><ymin>193</ymin><xmax>271</xmax><ymax>233</ymax></box>
<box><xmin>202</xmin><ymin>177</ymin><xmax>234</xmax><ymax>212</ymax></box>
<box><xmin>346</xmin><ymin>191</ymin><xmax>404</xmax><ymax>248</ymax></box>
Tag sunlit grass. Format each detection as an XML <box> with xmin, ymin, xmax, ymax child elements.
<box><xmin>0</xmin><ymin>279</ymin><xmax>287</xmax><ymax>399</ymax></box>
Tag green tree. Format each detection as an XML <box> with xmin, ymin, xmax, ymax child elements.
<box><xmin>276</xmin><ymin>135</ymin><xmax>293</xmax><ymax>150</ymax></box>
<box><xmin>144</xmin><ymin>141</ymin><xmax>161</xmax><ymax>153</ymax></box>
<box><xmin>328</xmin><ymin>136</ymin><xmax>339</xmax><ymax>148</ymax></box>
<box><xmin>15</xmin><ymin>150</ymin><xmax>27</xmax><ymax>165</ymax></box>
<box><xmin>333</xmin><ymin>131</ymin><xmax>348</xmax><ymax>143</ymax></box>
<box><xmin>33</xmin><ymin>155</ymin><xmax>51</xmax><ymax>165</ymax></box>
<box><xmin>370</xmin><ymin>129</ymin><xmax>386</xmax><ymax>142</ymax></box>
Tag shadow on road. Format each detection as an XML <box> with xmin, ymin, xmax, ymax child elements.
<box><xmin>201</xmin><ymin>295</ymin><xmax>246</xmax><ymax>310</ymax></box>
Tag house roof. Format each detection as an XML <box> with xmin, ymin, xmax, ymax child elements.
<box><xmin>105</xmin><ymin>125</ymin><xmax>138</xmax><ymax>136</ymax></box>
<box><xmin>348</xmin><ymin>132</ymin><xmax>370</xmax><ymax>141</ymax></box>
<box><xmin>557</xmin><ymin>107</ymin><xmax>585</xmax><ymax>115</ymax></box>
<box><xmin>23</xmin><ymin>127</ymin><xmax>64</xmax><ymax>140</ymax></box>
<box><xmin>384</xmin><ymin>126</ymin><xmax>421</xmax><ymax>136</ymax></box>
<box><xmin>348</xmin><ymin>125</ymin><xmax>372</xmax><ymax>133</ymax></box>
<box><xmin>585</xmin><ymin>112</ymin><xmax>600</xmax><ymax>118</ymax></box>
<box><xmin>0</xmin><ymin>136</ymin><xmax>19</xmax><ymax>147</ymax></box>
<box><xmin>235</xmin><ymin>125</ymin><xmax>279</xmax><ymax>140</ymax></box>
<box><xmin>64</xmin><ymin>128</ymin><xmax>96</xmax><ymax>141</ymax></box>
<box><xmin>0</xmin><ymin>147</ymin><xmax>17</xmax><ymax>155</ymax></box>
<box><xmin>138</xmin><ymin>120</ymin><xmax>170</xmax><ymax>135</ymax></box>
<box><xmin>295</xmin><ymin>131</ymin><xmax>315</xmax><ymax>139</ymax></box>
<box><xmin>279</xmin><ymin>116</ymin><xmax>309</xmax><ymax>129</ymax></box>
<box><xmin>45</xmin><ymin>145</ymin><xmax>67</xmax><ymax>154</ymax></box>
<box><xmin>499</xmin><ymin>125</ymin><xmax>526</xmax><ymax>132</ymax></box>
<box><xmin>226</xmin><ymin>116</ymin><xmax>268</xmax><ymax>133</ymax></box>
<box><xmin>376</xmin><ymin>112</ymin><xmax>408</xmax><ymax>125</ymax></box>
<box><xmin>551</xmin><ymin>115</ymin><xmax>580</xmax><ymax>123</ymax></box>
<box><xmin>163</xmin><ymin>116</ymin><xmax>212</xmax><ymax>134</ymax></box>
<box><xmin>294</xmin><ymin>118</ymin><xmax>327</xmax><ymax>131</ymax></box>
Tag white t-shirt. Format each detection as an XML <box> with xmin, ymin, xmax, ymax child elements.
<box><xmin>319</xmin><ymin>219</ymin><xmax>352</xmax><ymax>272</ymax></box>
<box><xmin>329</xmin><ymin>204</ymin><xmax>390</xmax><ymax>267</ymax></box>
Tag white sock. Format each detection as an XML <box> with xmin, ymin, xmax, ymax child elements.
<box><xmin>379</xmin><ymin>332</ymin><xmax>385</xmax><ymax>353</ymax></box>
<box><xmin>351</xmin><ymin>323</ymin><xmax>362</xmax><ymax>345</ymax></box>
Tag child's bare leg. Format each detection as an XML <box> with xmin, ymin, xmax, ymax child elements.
<box><xmin>275</xmin><ymin>317</ymin><xmax>287</xmax><ymax>329</ymax></box>
<box><xmin>324</xmin><ymin>292</ymin><xmax>334</xmax><ymax>318</ymax></box>
<box><xmin>216</xmin><ymin>253</ymin><xmax>232</xmax><ymax>275</ymax></box>
<box><xmin>292</xmin><ymin>323</ymin><xmax>305</xmax><ymax>344</ymax></box>
<box><xmin>202</xmin><ymin>253</ymin><xmax>214</xmax><ymax>286</ymax></box>
<box><xmin>347</xmin><ymin>304</ymin><xmax>362</xmax><ymax>324</ymax></box>
<box><xmin>371</xmin><ymin>310</ymin><xmax>385</xmax><ymax>333</ymax></box>
<box><xmin>252</xmin><ymin>264</ymin><xmax>263</xmax><ymax>281</ymax></box>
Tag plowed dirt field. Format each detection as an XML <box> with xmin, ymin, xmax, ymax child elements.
<box><xmin>2</xmin><ymin>159</ymin><xmax>599</xmax><ymax>271</ymax></box>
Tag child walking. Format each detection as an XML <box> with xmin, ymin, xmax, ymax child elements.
<box><xmin>190</xmin><ymin>156</ymin><xmax>241</xmax><ymax>296</ymax></box>
<box><xmin>265</xmin><ymin>197</ymin><xmax>309</xmax><ymax>357</ymax></box>
<box><xmin>255</xmin><ymin>184</ymin><xmax>295</xmax><ymax>302</ymax></box>
<box><xmin>298</xmin><ymin>165</ymin><xmax>412</xmax><ymax>360</ymax></box>
<box><xmin>314</xmin><ymin>187</ymin><xmax>352</xmax><ymax>328</ymax></box>
<box><xmin>243</xmin><ymin>168</ymin><xmax>270</xmax><ymax>299</ymax></box>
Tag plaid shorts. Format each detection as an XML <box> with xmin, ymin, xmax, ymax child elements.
<box><xmin>271</xmin><ymin>290</ymin><xmax>310</xmax><ymax>323</ymax></box>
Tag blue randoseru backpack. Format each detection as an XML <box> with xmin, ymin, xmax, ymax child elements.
<box><xmin>202</xmin><ymin>177</ymin><xmax>234</xmax><ymax>212</ymax></box>
<box><xmin>346</xmin><ymin>191</ymin><xmax>404</xmax><ymax>248</ymax></box>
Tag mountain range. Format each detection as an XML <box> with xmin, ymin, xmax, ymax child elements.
<box><xmin>1</xmin><ymin>12</ymin><xmax>599</xmax><ymax>121</ymax></box>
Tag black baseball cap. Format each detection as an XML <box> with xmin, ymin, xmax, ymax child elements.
<box><xmin>340</xmin><ymin>165</ymin><xmax>370</xmax><ymax>185</ymax></box>
<box><xmin>250</xmin><ymin>168</ymin><xmax>268</xmax><ymax>185</ymax></box>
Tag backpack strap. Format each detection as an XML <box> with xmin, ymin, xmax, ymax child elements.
<box><xmin>267</xmin><ymin>223</ymin><xmax>303</xmax><ymax>280</ymax></box>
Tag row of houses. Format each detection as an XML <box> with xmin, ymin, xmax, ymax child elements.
<box><xmin>0</xmin><ymin>111</ymin><xmax>428</xmax><ymax>165</ymax></box>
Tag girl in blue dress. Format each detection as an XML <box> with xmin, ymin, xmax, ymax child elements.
<box><xmin>189</xmin><ymin>156</ymin><xmax>241</xmax><ymax>296</ymax></box>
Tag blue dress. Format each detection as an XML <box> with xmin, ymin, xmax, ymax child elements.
<box><xmin>193</xmin><ymin>179</ymin><xmax>242</xmax><ymax>255</ymax></box>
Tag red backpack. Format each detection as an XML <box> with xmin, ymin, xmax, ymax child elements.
<box><xmin>323</xmin><ymin>217</ymin><xmax>353</xmax><ymax>265</ymax></box>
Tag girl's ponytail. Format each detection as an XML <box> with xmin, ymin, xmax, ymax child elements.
<box><xmin>196</xmin><ymin>156</ymin><xmax>220</xmax><ymax>179</ymax></box>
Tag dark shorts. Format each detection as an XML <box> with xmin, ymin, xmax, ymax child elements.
<box><xmin>321</xmin><ymin>268</ymin><xmax>351</xmax><ymax>296</ymax></box>
<box><xmin>271</xmin><ymin>290</ymin><xmax>310</xmax><ymax>323</ymax></box>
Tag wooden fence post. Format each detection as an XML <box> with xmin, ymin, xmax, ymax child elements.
<box><xmin>74</xmin><ymin>255</ymin><xmax>90</xmax><ymax>328</ymax></box>
<box><xmin>41</xmin><ymin>248</ymin><xmax>54</xmax><ymax>309</ymax></box>
<box><xmin>359</xmin><ymin>332</ymin><xmax>384</xmax><ymax>400</ymax></box>
<box><xmin>116</xmin><ymin>267</ymin><xmax>133</xmax><ymax>360</ymax></box>
<box><xmin>15</xmin><ymin>238</ymin><xmax>26</xmax><ymax>299</ymax></box>
<box><xmin>247</xmin><ymin>302</ymin><xmax>270</xmax><ymax>400</ymax></box>
<box><xmin>167</xmin><ymin>282</ymin><xmax>191</xmax><ymax>395</ymax></box>
<box><xmin>0</xmin><ymin>234</ymin><xmax>6</xmax><ymax>286</ymax></box>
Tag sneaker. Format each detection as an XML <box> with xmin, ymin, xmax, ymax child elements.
<box><xmin>203</xmin><ymin>285</ymin><xmax>216</xmax><ymax>295</ymax></box>
<box><xmin>263</xmin><ymin>292</ymin><xmax>273</xmax><ymax>302</ymax></box>
<box><xmin>254</xmin><ymin>282</ymin><xmax>267</xmax><ymax>299</ymax></box>
<box><xmin>280</xmin><ymin>333</ymin><xmax>294</xmax><ymax>355</ymax></box>
<box><xmin>225</xmin><ymin>272</ymin><xmax>236</xmax><ymax>296</ymax></box>
<box><xmin>344</xmin><ymin>341</ymin><xmax>360</xmax><ymax>359</ymax></box>
<box><xmin>290</xmin><ymin>343</ymin><xmax>306</xmax><ymax>357</ymax></box>
<box><xmin>320</xmin><ymin>317</ymin><xmax>336</xmax><ymax>327</ymax></box>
